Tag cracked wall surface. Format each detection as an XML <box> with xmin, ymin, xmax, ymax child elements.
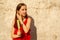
<box><xmin>0</xmin><ymin>0</ymin><xmax>60</xmax><ymax>40</ymax></box>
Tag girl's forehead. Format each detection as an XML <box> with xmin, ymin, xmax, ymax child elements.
<box><xmin>21</xmin><ymin>6</ymin><xmax>27</xmax><ymax>9</ymax></box>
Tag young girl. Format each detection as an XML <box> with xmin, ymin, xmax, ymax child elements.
<box><xmin>11</xmin><ymin>3</ymin><xmax>31</xmax><ymax>40</ymax></box>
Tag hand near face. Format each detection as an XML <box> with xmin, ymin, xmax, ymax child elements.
<box><xmin>17</xmin><ymin>13</ymin><xmax>23</xmax><ymax>23</ymax></box>
<box><xmin>17</xmin><ymin>14</ymin><xmax>23</xmax><ymax>23</ymax></box>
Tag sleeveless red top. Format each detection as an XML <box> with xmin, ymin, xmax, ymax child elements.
<box><xmin>13</xmin><ymin>18</ymin><xmax>31</xmax><ymax>40</ymax></box>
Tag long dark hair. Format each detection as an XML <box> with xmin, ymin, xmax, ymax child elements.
<box><xmin>14</xmin><ymin>3</ymin><xmax>28</xmax><ymax>29</ymax></box>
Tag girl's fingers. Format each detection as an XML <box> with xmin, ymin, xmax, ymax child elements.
<box><xmin>17</xmin><ymin>14</ymin><xmax>20</xmax><ymax>19</ymax></box>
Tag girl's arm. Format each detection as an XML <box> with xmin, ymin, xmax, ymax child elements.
<box><xmin>20</xmin><ymin>17</ymin><xmax>31</xmax><ymax>33</ymax></box>
<box><xmin>11</xmin><ymin>19</ymin><xmax>21</xmax><ymax>38</ymax></box>
<box><xmin>22</xmin><ymin>17</ymin><xmax>31</xmax><ymax>33</ymax></box>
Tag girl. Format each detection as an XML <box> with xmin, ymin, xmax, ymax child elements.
<box><xmin>11</xmin><ymin>3</ymin><xmax>31</xmax><ymax>40</ymax></box>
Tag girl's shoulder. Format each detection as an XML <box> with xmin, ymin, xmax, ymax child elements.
<box><xmin>27</xmin><ymin>16</ymin><xmax>32</xmax><ymax>22</ymax></box>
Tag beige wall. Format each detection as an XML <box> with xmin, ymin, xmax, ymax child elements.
<box><xmin>0</xmin><ymin>0</ymin><xmax>60</xmax><ymax>40</ymax></box>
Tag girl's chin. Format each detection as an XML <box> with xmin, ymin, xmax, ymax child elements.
<box><xmin>22</xmin><ymin>14</ymin><xmax>26</xmax><ymax>17</ymax></box>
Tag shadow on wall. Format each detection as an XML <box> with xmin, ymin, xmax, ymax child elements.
<box><xmin>29</xmin><ymin>16</ymin><xmax>37</xmax><ymax>40</ymax></box>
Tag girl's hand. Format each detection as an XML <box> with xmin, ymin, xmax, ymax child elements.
<box><xmin>17</xmin><ymin>30</ymin><xmax>21</xmax><ymax>37</ymax></box>
<box><xmin>17</xmin><ymin>13</ymin><xmax>23</xmax><ymax>23</ymax></box>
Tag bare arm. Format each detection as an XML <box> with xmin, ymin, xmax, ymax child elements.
<box><xmin>20</xmin><ymin>17</ymin><xmax>32</xmax><ymax>33</ymax></box>
<box><xmin>11</xmin><ymin>19</ymin><xmax>21</xmax><ymax>38</ymax></box>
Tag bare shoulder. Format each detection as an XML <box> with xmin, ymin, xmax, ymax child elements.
<box><xmin>27</xmin><ymin>16</ymin><xmax>32</xmax><ymax>22</ymax></box>
<box><xmin>28</xmin><ymin>17</ymin><xmax>32</xmax><ymax>20</ymax></box>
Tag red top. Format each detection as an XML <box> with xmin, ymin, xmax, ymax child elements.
<box><xmin>13</xmin><ymin>18</ymin><xmax>31</xmax><ymax>40</ymax></box>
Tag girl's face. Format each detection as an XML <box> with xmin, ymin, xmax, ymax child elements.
<box><xmin>17</xmin><ymin>6</ymin><xmax>27</xmax><ymax>17</ymax></box>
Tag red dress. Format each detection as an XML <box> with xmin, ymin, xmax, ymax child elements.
<box><xmin>13</xmin><ymin>18</ymin><xmax>31</xmax><ymax>40</ymax></box>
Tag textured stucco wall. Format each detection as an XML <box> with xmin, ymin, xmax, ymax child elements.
<box><xmin>0</xmin><ymin>0</ymin><xmax>60</xmax><ymax>40</ymax></box>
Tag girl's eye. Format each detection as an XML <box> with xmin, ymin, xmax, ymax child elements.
<box><xmin>25</xmin><ymin>9</ymin><xmax>27</xmax><ymax>10</ymax></box>
<box><xmin>22</xmin><ymin>9</ymin><xmax>24</xmax><ymax>11</ymax></box>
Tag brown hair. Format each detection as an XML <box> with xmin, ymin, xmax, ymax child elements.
<box><xmin>14</xmin><ymin>3</ymin><xmax>27</xmax><ymax>29</ymax></box>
